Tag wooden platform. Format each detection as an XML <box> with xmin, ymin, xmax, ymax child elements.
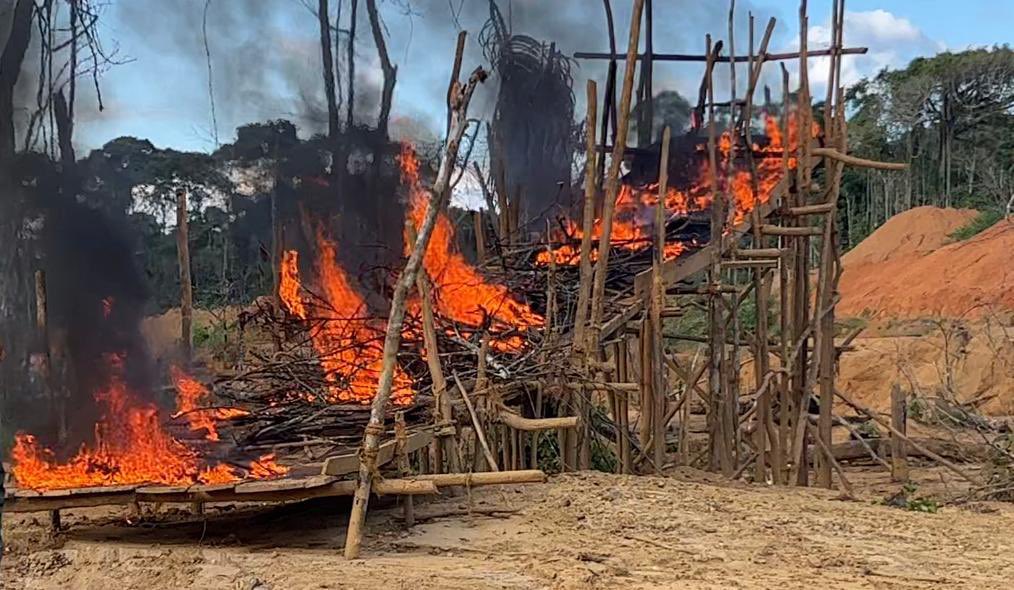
<box><xmin>4</xmin><ymin>430</ymin><xmax>440</xmax><ymax>514</ymax></box>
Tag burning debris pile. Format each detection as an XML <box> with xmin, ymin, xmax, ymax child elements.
<box><xmin>12</xmin><ymin>355</ymin><xmax>286</xmax><ymax>491</ymax></box>
<box><xmin>537</xmin><ymin>113</ymin><xmax>809</xmax><ymax>268</ymax></box>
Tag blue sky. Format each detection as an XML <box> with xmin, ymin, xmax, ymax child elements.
<box><xmin>71</xmin><ymin>0</ymin><xmax>1011</xmax><ymax>154</ymax></box>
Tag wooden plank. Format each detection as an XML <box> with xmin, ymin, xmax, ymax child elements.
<box><xmin>234</xmin><ymin>475</ymin><xmax>335</xmax><ymax>495</ymax></box>
<box><xmin>320</xmin><ymin>430</ymin><xmax>433</xmax><ymax>476</ymax></box>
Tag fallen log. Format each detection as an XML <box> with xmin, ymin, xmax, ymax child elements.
<box><xmin>820</xmin><ymin>437</ymin><xmax>993</xmax><ymax>464</ymax></box>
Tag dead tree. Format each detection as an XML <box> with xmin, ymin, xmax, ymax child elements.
<box><xmin>364</xmin><ymin>0</ymin><xmax>396</xmax><ymax>137</ymax></box>
<box><xmin>318</xmin><ymin>0</ymin><xmax>340</xmax><ymax>138</ymax></box>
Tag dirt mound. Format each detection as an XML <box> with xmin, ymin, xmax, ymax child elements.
<box><xmin>839</xmin><ymin>207</ymin><xmax>1014</xmax><ymax>319</ymax></box>
<box><xmin>842</xmin><ymin>206</ymin><xmax>979</xmax><ymax>267</ymax></box>
<box><xmin>839</xmin><ymin>320</ymin><xmax>1014</xmax><ymax>416</ymax></box>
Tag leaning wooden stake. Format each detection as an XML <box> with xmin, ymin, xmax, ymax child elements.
<box><xmin>175</xmin><ymin>187</ymin><xmax>193</xmax><ymax>362</ymax></box>
<box><xmin>587</xmin><ymin>0</ymin><xmax>646</xmax><ymax>353</ymax></box>
<box><xmin>343</xmin><ymin>55</ymin><xmax>487</xmax><ymax>560</ymax></box>
<box><xmin>452</xmin><ymin>372</ymin><xmax>499</xmax><ymax>472</ymax></box>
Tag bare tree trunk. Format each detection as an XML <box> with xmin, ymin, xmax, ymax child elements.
<box><xmin>364</xmin><ymin>0</ymin><xmax>396</xmax><ymax>137</ymax></box>
<box><xmin>0</xmin><ymin>0</ymin><xmax>33</xmax><ymax>165</ymax></box>
<box><xmin>346</xmin><ymin>0</ymin><xmax>358</xmax><ymax>128</ymax></box>
<box><xmin>318</xmin><ymin>0</ymin><xmax>340</xmax><ymax>138</ymax></box>
<box><xmin>176</xmin><ymin>188</ymin><xmax>193</xmax><ymax>363</ymax></box>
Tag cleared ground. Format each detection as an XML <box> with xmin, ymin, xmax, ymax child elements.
<box><xmin>3</xmin><ymin>467</ymin><xmax>1013</xmax><ymax>589</ymax></box>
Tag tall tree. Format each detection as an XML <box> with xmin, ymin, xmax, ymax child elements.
<box><xmin>364</xmin><ymin>0</ymin><xmax>396</xmax><ymax>137</ymax></box>
<box><xmin>318</xmin><ymin>0</ymin><xmax>340</xmax><ymax>139</ymax></box>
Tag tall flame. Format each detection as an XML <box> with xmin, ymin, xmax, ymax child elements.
<box><xmin>11</xmin><ymin>354</ymin><xmax>284</xmax><ymax>491</ymax></box>
<box><xmin>400</xmin><ymin>144</ymin><xmax>543</xmax><ymax>350</ymax></box>
<box><xmin>538</xmin><ymin>113</ymin><xmax>813</xmax><ymax>265</ymax></box>
<box><xmin>278</xmin><ymin>243</ymin><xmax>413</xmax><ymax>405</ymax></box>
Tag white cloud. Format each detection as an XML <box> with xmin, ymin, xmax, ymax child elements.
<box><xmin>801</xmin><ymin>10</ymin><xmax>945</xmax><ymax>95</ymax></box>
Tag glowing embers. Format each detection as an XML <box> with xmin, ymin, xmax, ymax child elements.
<box><xmin>278</xmin><ymin>243</ymin><xmax>413</xmax><ymax>405</ymax></box>
<box><xmin>12</xmin><ymin>354</ymin><xmax>285</xmax><ymax>491</ymax></box>
<box><xmin>400</xmin><ymin>144</ymin><xmax>543</xmax><ymax>351</ymax></box>
<box><xmin>538</xmin><ymin>113</ymin><xmax>811</xmax><ymax>265</ymax></box>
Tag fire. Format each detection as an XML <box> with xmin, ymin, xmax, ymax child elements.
<box><xmin>249</xmin><ymin>453</ymin><xmax>289</xmax><ymax>479</ymax></box>
<box><xmin>11</xmin><ymin>353</ymin><xmax>280</xmax><ymax>491</ymax></box>
<box><xmin>170</xmin><ymin>366</ymin><xmax>249</xmax><ymax>442</ymax></box>
<box><xmin>400</xmin><ymin>144</ymin><xmax>543</xmax><ymax>350</ymax></box>
<box><xmin>539</xmin><ymin>113</ymin><xmax>813</xmax><ymax>265</ymax></box>
<box><xmin>278</xmin><ymin>242</ymin><xmax>413</xmax><ymax>405</ymax></box>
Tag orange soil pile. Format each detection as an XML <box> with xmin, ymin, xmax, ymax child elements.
<box><xmin>838</xmin><ymin>206</ymin><xmax>1014</xmax><ymax>319</ymax></box>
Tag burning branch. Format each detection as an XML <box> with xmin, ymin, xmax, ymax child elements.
<box><xmin>344</xmin><ymin>39</ymin><xmax>487</xmax><ymax>558</ymax></box>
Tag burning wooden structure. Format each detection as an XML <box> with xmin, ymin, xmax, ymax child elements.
<box><xmin>4</xmin><ymin>0</ymin><xmax>920</xmax><ymax>561</ymax></box>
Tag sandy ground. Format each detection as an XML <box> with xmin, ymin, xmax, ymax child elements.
<box><xmin>4</xmin><ymin>467</ymin><xmax>1013</xmax><ymax>590</ymax></box>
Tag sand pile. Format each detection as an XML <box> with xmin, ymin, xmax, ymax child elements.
<box><xmin>838</xmin><ymin>206</ymin><xmax>1014</xmax><ymax>319</ymax></box>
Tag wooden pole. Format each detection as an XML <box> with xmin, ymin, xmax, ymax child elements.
<box><xmin>573</xmin><ymin>79</ymin><xmax>599</xmax><ymax>355</ymax></box>
<box><xmin>413</xmin><ymin>231</ymin><xmax>459</xmax><ymax>475</ymax></box>
<box><xmin>835</xmin><ymin>388</ymin><xmax>979</xmax><ymax>485</ymax></box>
<box><xmin>343</xmin><ymin>55</ymin><xmax>486</xmax><ymax>559</ymax></box>
<box><xmin>175</xmin><ymin>187</ymin><xmax>193</xmax><ymax>362</ymax></box>
<box><xmin>704</xmin><ymin>34</ymin><xmax>732</xmax><ymax>475</ymax></box>
<box><xmin>394</xmin><ymin>411</ymin><xmax>414</xmax><ymax>526</ymax></box>
<box><xmin>587</xmin><ymin>0</ymin><xmax>645</xmax><ymax>354</ymax></box>
<box><xmin>34</xmin><ymin>269</ymin><xmax>65</xmax><ymax>444</ymax></box>
<box><xmin>774</xmin><ymin>63</ymin><xmax>792</xmax><ymax>486</ymax></box>
<box><xmin>890</xmin><ymin>384</ymin><xmax>909</xmax><ymax>482</ymax></box>
<box><xmin>472</xmin><ymin>210</ymin><xmax>486</xmax><ymax>264</ymax></box>
<box><xmin>650</xmin><ymin>125</ymin><xmax>671</xmax><ymax>473</ymax></box>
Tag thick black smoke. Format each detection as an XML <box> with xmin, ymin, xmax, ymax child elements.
<box><xmin>11</xmin><ymin>155</ymin><xmax>154</xmax><ymax>453</ymax></box>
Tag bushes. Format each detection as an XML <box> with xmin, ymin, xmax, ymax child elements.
<box><xmin>948</xmin><ymin>209</ymin><xmax>1003</xmax><ymax>241</ymax></box>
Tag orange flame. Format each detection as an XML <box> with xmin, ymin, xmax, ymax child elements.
<box><xmin>278</xmin><ymin>243</ymin><xmax>413</xmax><ymax>405</ymax></box>
<box><xmin>400</xmin><ymin>144</ymin><xmax>543</xmax><ymax>350</ymax></box>
<box><xmin>538</xmin><ymin>113</ymin><xmax>812</xmax><ymax>265</ymax></box>
<box><xmin>170</xmin><ymin>366</ymin><xmax>249</xmax><ymax>442</ymax></box>
<box><xmin>249</xmin><ymin>453</ymin><xmax>289</xmax><ymax>479</ymax></box>
<box><xmin>11</xmin><ymin>354</ymin><xmax>280</xmax><ymax>491</ymax></box>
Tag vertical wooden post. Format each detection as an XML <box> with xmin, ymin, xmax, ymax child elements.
<box><xmin>573</xmin><ymin>79</ymin><xmax>598</xmax><ymax>355</ymax></box>
<box><xmin>775</xmin><ymin>63</ymin><xmax>792</xmax><ymax>486</ymax></box>
<box><xmin>394</xmin><ymin>411</ymin><xmax>414</xmax><ymax>526</ymax></box>
<box><xmin>891</xmin><ymin>384</ymin><xmax>909</xmax><ymax>482</ymax></box>
<box><xmin>175</xmin><ymin>188</ymin><xmax>193</xmax><ymax>362</ymax></box>
<box><xmin>35</xmin><ymin>269</ymin><xmax>65</xmax><ymax>444</ymax></box>
<box><xmin>703</xmin><ymin>34</ymin><xmax>732</xmax><ymax>476</ymax></box>
<box><xmin>638</xmin><ymin>317</ymin><xmax>654</xmax><ymax>467</ymax></box>
<box><xmin>473</xmin><ymin>210</ymin><xmax>486</xmax><ymax>264</ymax></box>
<box><xmin>411</xmin><ymin>223</ymin><xmax>459</xmax><ymax>476</ymax></box>
<box><xmin>650</xmin><ymin>126</ymin><xmax>671</xmax><ymax>473</ymax></box>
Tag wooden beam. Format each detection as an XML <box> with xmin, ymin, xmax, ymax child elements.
<box><xmin>811</xmin><ymin>147</ymin><xmax>908</xmax><ymax>170</ymax></box>
<box><xmin>498</xmin><ymin>409</ymin><xmax>578</xmax><ymax>431</ymax></box>
<box><xmin>321</xmin><ymin>430</ymin><xmax>433</xmax><ymax>476</ymax></box>
<box><xmin>574</xmin><ymin>46</ymin><xmax>868</xmax><ymax>63</ymax></box>
<box><xmin>760</xmin><ymin>224</ymin><xmax>822</xmax><ymax>237</ymax></box>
